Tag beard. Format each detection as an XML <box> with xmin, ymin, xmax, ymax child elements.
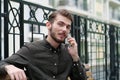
<box><xmin>50</xmin><ymin>27</ymin><xmax>65</xmax><ymax>43</ymax></box>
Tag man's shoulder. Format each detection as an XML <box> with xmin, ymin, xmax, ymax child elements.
<box><xmin>24</xmin><ymin>40</ymin><xmax>44</xmax><ymax>49</ymax></box>
<box><xmin>31</xmin><ymin>40</ymin><xmax>44</xmax><ymax>45</ymax></box>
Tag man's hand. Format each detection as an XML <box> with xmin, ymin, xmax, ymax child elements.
<box><xmin>5</xmin><ymin>65</ymin><xmax>27</xmax><ymax>80</ymax></box>
<box><xmin>67</xmin><ymin>37</ymin><xmax>79</xmax><ymax>61</ymax></box>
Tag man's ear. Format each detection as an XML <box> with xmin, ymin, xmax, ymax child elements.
<box><xmin>46</xmin><ymin>21</ymin><xmax>51</xmax><ymax>30</ymax></box>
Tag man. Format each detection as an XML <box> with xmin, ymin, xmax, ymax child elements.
<box><xmin>0</xmin><ymin>9</ymin><xmax>87</xmax><ymax>80</ymax></box>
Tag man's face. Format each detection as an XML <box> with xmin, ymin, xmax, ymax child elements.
<box><xmin>49</xmin><ymin>14</ymin><xmax>71</xmax><ymax>43</ymax></box>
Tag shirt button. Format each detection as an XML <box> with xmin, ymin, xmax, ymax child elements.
<box><xmin>54</xmin><ymin>63</ymin><xmax>57</xmax><ymax>66</ymax></box>
<box><xmin>54</xmin><ymin>51</ymin><xmax>56</xmax><ymax>53</ymax></box>
<box><xmin>53</xmin><ymin>76</ymin><xmax>56</xmax><ymax>78</ymax></box>
<box><xmin>73</xmin><ymin>64</ymin><xmax>76</xmax><ymax>66</ymax></box>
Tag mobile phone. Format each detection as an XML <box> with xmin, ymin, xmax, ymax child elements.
<box><xmin>65</xmin><ymin>34</ymin><xmax>71</xmax><ymax>47</ymax></box>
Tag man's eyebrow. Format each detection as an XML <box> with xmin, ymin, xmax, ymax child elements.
<box><xmin>58</xmin><ymin>21</ymin><xmax>71</xmax><ymax>26</ymax></box>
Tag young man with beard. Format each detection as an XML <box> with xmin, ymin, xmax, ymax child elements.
<box><xmin>0</xmin><ymin>9</ymin><xmax>87</xmax><ymax>80</ymax></box>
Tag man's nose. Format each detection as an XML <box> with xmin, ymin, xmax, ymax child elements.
<box><xmin>62</xmin><ymin>26</ymin><xmax>67</xmax><ymax>31</ymax></box>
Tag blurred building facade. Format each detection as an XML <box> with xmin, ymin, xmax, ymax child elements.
<box><xmin>49</xmin><ymin>0</ymin><xmax>120</xmax><ymax>26</ymax></box>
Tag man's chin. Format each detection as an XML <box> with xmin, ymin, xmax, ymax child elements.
<box><xmin>56</xmin><ymin>39</ymin><xmax>64</xmax><ymax>43</ymax></box>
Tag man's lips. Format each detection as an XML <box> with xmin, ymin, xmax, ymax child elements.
<box><xmin>59</xmin><ymin>33</ymin><xmax>67</xmax><ymax>38</ymax></box>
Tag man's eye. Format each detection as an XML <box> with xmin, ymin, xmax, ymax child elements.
<box><xmin>66</xmin><ymin>25</ymin><xmax>71</xmax><ymax>29</ymax></box>
<box><xmin>58</xmin><ymin>22</ymin><xmax>64</xmax><ymax>26</ymax></box>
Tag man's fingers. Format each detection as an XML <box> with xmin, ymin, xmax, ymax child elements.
<box><xmin>14</xmin><ymin>73</ymin><xmax>20</xmax><ymax>80</ymax></box>
<box><xmin>9</xmin><ymin>73</ymin><xmax>15</xmax><ymax>80</ymax></box>
<box><xmin>5</xmin><ymin>65</ymin><xmax>27</xmax><ymax>80</ymax></box>
<box><xmin>67</xmin><ymin>38</ymin><xmax>77</xmax><ymax>46</ymax></box>
<box><xmin>15</xmin><ymin>70</ymin><xmax>27</xmax><ymax>80</ymax></box>
<box><xmin>8</xmin><ymin>71</ymin><xmax>27</xmax><ymax>80</ymax></box>
<box><xmin>21</xmin><ymin>70</ymin><xmax>27</xmax><ymax>80</ymax></box>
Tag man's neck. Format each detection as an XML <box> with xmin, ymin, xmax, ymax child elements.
<box><xmin>46</xmin><ymin>36</ymin><xmax>60</xmax><ymax>49</ymax></box>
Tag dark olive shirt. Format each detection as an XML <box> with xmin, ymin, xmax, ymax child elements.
<box><xmin>0</xmin><ymin>39</ymin><xmax>87</xmax><ymax>80</ymax></box>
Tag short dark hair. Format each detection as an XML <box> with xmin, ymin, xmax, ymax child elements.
<box><xmin>48</xmin><ymin>9</ymin><xmax>73</xmax><ymax>23</ymax></box>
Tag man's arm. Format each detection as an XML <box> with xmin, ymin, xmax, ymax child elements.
<box><xmin>0</xmin><ymin>45</ymin><xmax>31</xmax><ymax>80</ymax></box>
<box><xmin>5</xmin><ymin>65</ymin><xmax>27</xmax><ymax>80</ymax></box>
<box><xmin>67</xmin><ymin>37</ymin><xmax>87</xmax><ymax>80</ymax></box>
<box><xmin>69</xmin><ymin>60</ymin><xmax>87</xmax><ymax>80</ymax></box>
<box><xmin>0</xmin><ymin>62</ymin><xmax>8</xmax><ymax>77</ymax></box>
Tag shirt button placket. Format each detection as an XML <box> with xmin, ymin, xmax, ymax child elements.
<box><xmin>53</xmin><ymin>50</ymin><xmax>58</xmax><ymax>78</ymax></box>
<box><xmin>54</xmin><ymin>51</ymin><xmax>56</xmax><ymax>53</ymax></box>
<box><xmin>54</xmin><ymin>63</ymin><xmax>57</xmax><ymax>66</ymax></box>
<box><xmin>53</xmin><ymin>75</ymin><xmax>56</xmax><ymax>79</ymax></box>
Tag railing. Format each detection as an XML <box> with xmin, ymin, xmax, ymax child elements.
<box><xmin>0</xmin><ymin>0</ymin><xmax>1</xmax><ymax>60</ymax></box>
<box><xmin>0</xmin><ymin>0</ymin><xmax>120</xmax><ymax>80</ymax></box>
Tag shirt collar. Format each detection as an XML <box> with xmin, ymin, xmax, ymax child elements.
<box><xmin>43</xmin><ymin>38</ymin><xmax>61</xmax><ymax>52</ymax></box>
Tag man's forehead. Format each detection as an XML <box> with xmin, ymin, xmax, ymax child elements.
<box><xmin>55</xmin><ymin>15</ymin><xmax>72</xmax><ymax>24</ymax></box>
<box><xmin>56</xmin><ymin>20</ymin><xmax>71</xmax><ymax>25</ymax></box>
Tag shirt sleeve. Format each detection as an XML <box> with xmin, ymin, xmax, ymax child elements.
<box><xmin>69</xmin><ymin>60</ymin><xmax>87</xmax><ymax>80</ymax></box>
<box><xmin>0</xmin><ymin>44</ymin><xmax>31</xmax><ymax>77</ymax></box>
<box><xmin>0</xmin><ymin>62</ymin><xmax>9</xmax><ymax>77</ymax></box>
